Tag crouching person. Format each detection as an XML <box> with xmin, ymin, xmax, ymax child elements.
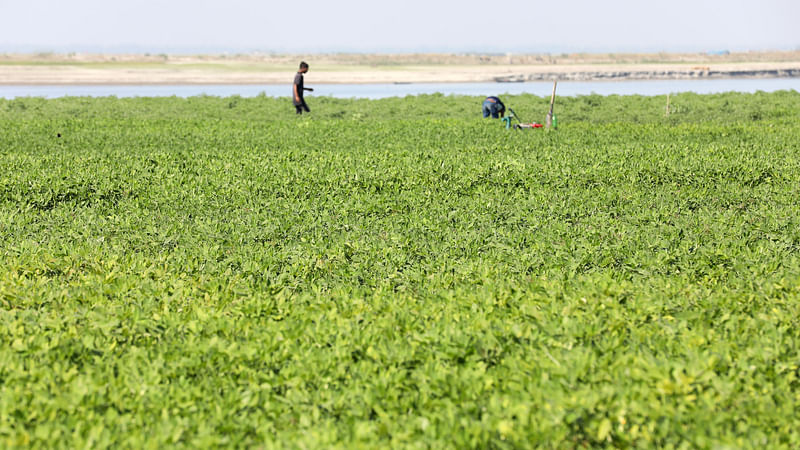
<box><xmin>482</xmin><ymin>96</ymin><xmax>505</xmax><ymax>118</ymax></box>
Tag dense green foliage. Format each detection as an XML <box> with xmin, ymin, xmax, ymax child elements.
<box><xmin>1</xmin><ymin>91</ymin><xmax>800</xmax><ymax>448</ymax></box>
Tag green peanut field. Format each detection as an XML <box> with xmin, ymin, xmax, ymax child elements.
<box><xmin>1</xmin><ymin>91</ymin><xmax>799</xmax><ymax>448</ymax></box>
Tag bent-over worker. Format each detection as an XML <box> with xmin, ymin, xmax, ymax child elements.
<box><xmin>482</xmin><ymin>96</ymin><xmax>505</xmax><ymax>118</ymax></box>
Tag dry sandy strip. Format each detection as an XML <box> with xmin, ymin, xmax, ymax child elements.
<box><xmin>2</xmin><ymin>62</ymin><xmax>800</xmax><ymax>85</ymax></box>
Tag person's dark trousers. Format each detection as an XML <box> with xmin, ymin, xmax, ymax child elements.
<box><xmin>482</xmin><ymin>100</ymin><xmax>502</xmax><ymax>118</ymax></box>
<box><xmin>295</xmin><ymin>101</ymin><xmax>310</xmax><ymax>114</ymax></box>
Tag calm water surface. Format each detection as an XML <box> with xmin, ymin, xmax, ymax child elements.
<box><xmin>1</xmin><ymin>78</ymin><xmax>798</xmax><ymax>99</ymax></box>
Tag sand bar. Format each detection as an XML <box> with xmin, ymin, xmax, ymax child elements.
<box><xmin>1</xmin><ymin>51</ymin><xmax>799</xmax><ymax>85</ymax></box>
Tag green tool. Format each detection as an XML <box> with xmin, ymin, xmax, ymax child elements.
<box><xmin>502</xmin><ymin>108</ymin><xmax>524</xmax><ymax>129</ymax></box>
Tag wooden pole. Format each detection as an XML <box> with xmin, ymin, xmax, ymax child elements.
<box><xmin>665</xmin><ymin>93</ymin><xmax>671</xmax><ymax>117</ymax></box>
<box><xmin>546</xmin><ymin>80</ymin><xmax>557</xmax><ymax>129</ymax></box>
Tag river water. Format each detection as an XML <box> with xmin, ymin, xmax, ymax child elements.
<box><xmin>1</xmin><ymin>78</ymin><xmax>798</xmax><ymax>99</ymax></box>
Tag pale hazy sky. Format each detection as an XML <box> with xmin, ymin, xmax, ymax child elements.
<box><xmin>1</xmin><ymin>0</ymin><xmax>798</xmax><ymax>53</ymax></box>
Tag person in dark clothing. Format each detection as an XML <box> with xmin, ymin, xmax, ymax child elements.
<box><xmin>293</xmin><ymin>62</ymin><xmax>313</xmax><ymax>114</ymax></box>
<box><xmin>482</xmin><ymin>96</ymin><xmax>505</xmax><ymax>118</ymax></box>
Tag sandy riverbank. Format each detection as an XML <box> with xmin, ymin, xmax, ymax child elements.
<box><xmin>1</xmin><ymin>51</ymin><xmax>799</xmax><ymax>85</ymax></box>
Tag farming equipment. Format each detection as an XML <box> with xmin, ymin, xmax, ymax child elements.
<box><xmin>502</xmin><ymin>80</ymin><xmax>559</xmax><ymax>130</ymax></box>
<box><xmin>502</xmin><ymin>108</ymin><xmax>545</xmax><ymax>130</ymax></box>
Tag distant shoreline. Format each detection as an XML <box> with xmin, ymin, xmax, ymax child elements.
<box><xmin>1</xmin><ymin>51</ymin><xmax>798</xmax><ymax>85</ymax></box>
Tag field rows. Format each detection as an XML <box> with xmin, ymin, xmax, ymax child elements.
<box><xmin>1</xmin><ymin>92</ymin><xmax>800</xmax><ymax>447</ymax></box>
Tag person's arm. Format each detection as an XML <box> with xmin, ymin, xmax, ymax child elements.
<box><xmin>304</xmin><ymin>87</ymin><xmax>314</xmax><ymax>92</ymax></box>
<box><xmin>294</xmin><ymin>83</ymin><xmax>301</xmax><ymax>102</ymax></box>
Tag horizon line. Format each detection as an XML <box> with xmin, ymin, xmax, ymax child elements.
<box><xmin>2</xmin><ymin>43</ymin><xmax>800</xmax><ymax>56</ymax></box>
<box><xmin>3</xmin><ymin>47</ymin><xmax>800</xmax><ymax>56</ymax></box>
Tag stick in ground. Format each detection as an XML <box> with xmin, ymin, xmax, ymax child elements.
<box><xmin>546</xmin><ymin>80</ymin><xmax>557</xmax><ymax>129</ymax></box>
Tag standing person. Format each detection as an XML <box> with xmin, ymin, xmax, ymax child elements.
<box><xmin>293</xmin><ymin>61</ymin><xmax>313</xmax><ymax>115</ymax></box>
<box><xmin>482</xmin><ymin>96</ymin><xmax>505</xmax><ymax>118</ymax></box>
